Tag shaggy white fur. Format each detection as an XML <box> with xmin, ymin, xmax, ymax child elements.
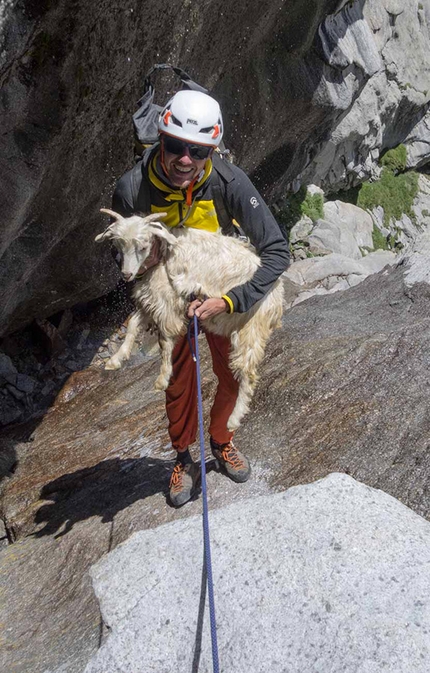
<box><xmin>96</xmin><ymin>209</ymin><xmax>284</xmax><ymax>430</ymax></box>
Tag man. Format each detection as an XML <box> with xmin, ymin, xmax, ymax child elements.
<box><xmin>112</xmin><ymin>89</ymin><xmax>290</xmax><ymax>506</ymax></box>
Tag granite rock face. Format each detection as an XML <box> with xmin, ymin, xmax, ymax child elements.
<box><xmin>0</xmin><ymin>0</ymin><xmax>340</xmax><ymax>336</ymax></box>
<box><xmin>298</xmin><ymin>0</ymin><xmax>430</xmax><ymax>189</ymax></box>
<box><xmin>2</xmin><ymin>0</ymin><xmax>430</xmax><ymax>335</ymax></box>
<box><xmin>84</xmin><ymin>473</ymin><xmax>430</xmax><ymax>673</ymax></box>
<box><xmin>1</xmin><ymin>223</ymin><xmax>430</xmax><ymax>673</ymax></box>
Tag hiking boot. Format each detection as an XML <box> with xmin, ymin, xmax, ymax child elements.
<box><xmin>210</xmin><ymin>439</ymin><xmax>251</xmax><ymax>483</ymax></box>
<box><xmin>169</xmin><ymin>461</ymin><xmax>201</xmax><ymax>507</ymax></box>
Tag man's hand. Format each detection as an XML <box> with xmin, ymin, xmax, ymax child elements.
<box><xmin>187</xmin><ymin>297</ymin><xmax>227</xmax><ymax>320</ymax></box>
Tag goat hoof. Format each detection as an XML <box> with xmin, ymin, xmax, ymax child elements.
<box><xmin>154</xmin><ymin>375</ymin><xmax>169</xmax><ymax>391</ymax></box>
<box><xmin>227</xmin><ymin>419</ymin><xmax>240</xmax><ymax>432</ymax></box>
<box><xmin>105</xmin><ymin>359</ymin><xmax>121</xmax><ymax>371</ymax></box>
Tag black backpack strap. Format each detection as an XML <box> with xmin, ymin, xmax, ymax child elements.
<box><xmin>130</xmin><ymin>145</ymin><xmax>159</xmax><ymax>214</ymax></box>
<box><xmin>211</xmin><ymin>180</ymin><xmax>235</xmax><ymax>236</ymax></box>
<box><xmin>143</xmin><ymin>63</ymin><xmax>209</xmax><ymax>94</ymax></box>
<box><xmin>211</xmin><ymin>153</ymin><xmax>248</xmax><ymax>239</ymax></box>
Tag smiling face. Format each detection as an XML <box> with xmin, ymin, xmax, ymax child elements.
<box><xmin>160</xmin><ymin>135</ymin><xmax>212</xmax><ymax>189</ymax></box>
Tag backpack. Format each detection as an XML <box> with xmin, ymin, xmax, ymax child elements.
<box><xmin>131</xmin><ymin>63</ymin><xmax>241</xmax><ymax>237</ymax></box>
<box><xmin>133</xmin><ymin>63</ymin><xmax>210</xmax><ymax>154</ymax></box>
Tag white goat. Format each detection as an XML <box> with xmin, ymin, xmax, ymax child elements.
<box><xmin>95</xmin><ymin>209</ymin><xmax>284</xmax><ymax>430</ymax></box>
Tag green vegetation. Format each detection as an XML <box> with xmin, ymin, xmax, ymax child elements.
<box><xmin>379</xmin><ymin>144</ymin><xmax>407</xmax><ymax>173</ymax></box>
<box><xmin>328</xmin><ymin>144</ymin><xmax>420</xmax><ymax>251</ymax></box>
<box><xmin>371</xmin><ymin>225</ymin><xmax>389</xmax><ymax>251</ymax></box>
<box><xmin>326</xmin><ymin>184</ymin><xmax>360</xmax><ymax>206</ymax></box>
<box><xmin>277</xmin><ymin>185</ymin><xmax>324</xmax><ymax>232</ymax></box>
<box><xmin>357</xmin><ymin>168</ymin><xmax>419</xmax><ymax>226</ymax></box>
<box><xmin>302</xmin><ymin>192</ymin><xmax>324</xmax><ymax>222</ymax></box>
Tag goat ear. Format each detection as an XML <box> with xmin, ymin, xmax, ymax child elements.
<box><xmin>95</xmin><ymin>229</ymin><xmax>113</xmax><ymax>242</ymax></box>
<box><xmin>149</xmin><ymin>223</ymin><xmax>178</xmax><ymax>247</ymax></box>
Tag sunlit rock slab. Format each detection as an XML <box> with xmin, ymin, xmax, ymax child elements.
<box><xmin>84</xmin><ymin>473</ymin><xmax>430</xmax><ymax>673</ymax></box>
<box><xmin>2</xmin><ymin>228</ymin><xmax>430</xmax><ymax>673</ymax></box>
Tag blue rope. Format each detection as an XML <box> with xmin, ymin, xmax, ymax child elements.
<box><xmin>191</xmin><ymin>313</ymin><xmax>220</xmax><ymax>673</ymax></box>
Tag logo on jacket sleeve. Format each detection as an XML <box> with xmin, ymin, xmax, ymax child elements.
<box><xmin>250</xmin><ymin>196</ymin><xmax>260</xmax><ymax>208</ymax></box>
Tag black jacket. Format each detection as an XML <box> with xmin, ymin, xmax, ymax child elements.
<box><xmin>112</xmin><ymin>146</ymin><xmax>290</xmax><ymax>313</ymax></box>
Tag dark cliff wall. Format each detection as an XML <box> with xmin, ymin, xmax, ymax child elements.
<box><xmin>0</xmin><ymin>0</ymin><xmax>343</xmax><ymax>335</ymax></box>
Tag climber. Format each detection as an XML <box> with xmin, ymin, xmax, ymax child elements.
<box><xmin>111</xmin><ymin>89</ymin><xmax>290</xmax><ymax>506</ymax></box>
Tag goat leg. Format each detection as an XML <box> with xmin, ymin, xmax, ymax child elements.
<box><xmin>105</xmin><ymin>311</ymin><xmax>142</xmax><ymax>370</ymax></box>
<box><xmin>226</xmin><ymin>325</ymin><xmax>270</xmax><ymax>431</ymax></box>
<box><xmin>154</xmin><ymin>334</ymin><xmax>175</xmax><ymax>390</ymax></box>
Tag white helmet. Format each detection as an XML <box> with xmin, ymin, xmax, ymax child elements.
<box><xmin>158</xmin><ymin>90</ymin><xmax>223</xmax><ymax>147</ymax></box>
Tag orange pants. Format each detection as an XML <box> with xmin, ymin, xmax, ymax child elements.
<box><xmin>165</xmin><ymin>331</ymin><xmax>239</xmax><ymax>451</ymax></box>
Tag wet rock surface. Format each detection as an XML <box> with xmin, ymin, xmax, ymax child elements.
<box><xmin>0</xmin><ymin>287</ymin><xmax>139</xmax><ymax>430</ymax></box>
<box><xmin>1</xmin><ymin>241</ymin><xmax>430</xmax><ymax>672</ymax></box>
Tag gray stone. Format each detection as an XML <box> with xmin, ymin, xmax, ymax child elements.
<box><xmin>289</xmin><ymin>215</ymin><xmax>314</xmax><ymax>244</ymax></box>
<box><xmin>285</xmin><ymin>250</ymin><xmax>396</xmax><ymax>304</ymax></box>
<box><xmin>65</xmin><ymin>360</ymin><xmax>80</xmax><ymax>372</ymax></box>
<box><xmin>286</xmin><ymin>253</ymin><xmax>367</xmax><ymax>286</ymax></box>
<box><xmin>323</xmin><ymin>200</ymin><xmax>374</xmax><ymax>249</ymax></box>
<box><xmin>292</xmin><ymin>247</ymin><xmax>308</xmax><ymax>261</ymax></box>
<box><xmin>411</xmin><ymin>174</ymin><xmax>430</xmax><ymax>229</ymax></box>
<box><xmin>6</xmin><ymin>385</ymin><xmax>25</xmax><ymax>401</ymax></box>
<box><xmin>359</xmin><ymin>249</ymin><xmax>396</xmax><ymax>273</ymax></box>
<box><xmin>85</xmin><ymin>474</ymin><xmax>430</xmax><ymax>673</ymax></box>
<box><xmin>76</xmin><ymin>328</ymin><xmax>91</xmax><ymax>350</ymax></box>
<box><xmin>308</xmin><ymin>218</ymin><xmax>363</xmax><ymax>259</ymax></box>
<box><xmin>306</xmin><ymin>183</ymin><xmax>325</xmax><ymax>196</ymax></box>
<box><xmin>405</xmin><ymin>111</ymin><xmax>430</xmax><ymax>169</ymax></box>
<box><xmin>0</xmin><ymin>352</ymin><xmax>17</xmax><ymax>386</ymax></box>
<box><xmin>401</xmin><ymin>230</ymin><xmax>430</xmax><ymax>288</ymax></box>
<box><xmin>0</xmin><ymin>402</ymin><xmax>22</xmax><ymax>426</ymax></box>
<box><xmin>41</xmin><ymin>381</ymin><xmax>56</xmax><ymax>397</ymax></box>
<box><xmin>0</xmin><ymin>519</ymin><xmax>6</xmax><ymax>540</ymax></box>
<box><xmin>15</xmin><ymin>373</ymin><xmax>36</xmax><ymax>394</ymax></box>
<box><xmin>299</xmin><ymin>1</ymin><xmax>430</xmax><ymax>190</ymax></box>
<box><xmin>323</xmin><ymin>275</ymin><xmax>350</xmax><ymax>291</ymax></box>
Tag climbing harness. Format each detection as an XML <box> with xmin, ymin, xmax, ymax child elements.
<box><xmin>188</xmin><ymin>312</ymin><xmax>220</xmax><ymax>673</ymax></box>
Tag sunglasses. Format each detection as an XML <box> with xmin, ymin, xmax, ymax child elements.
<box><xmin>162</xmin><ymin>135</ymin><xmax>214</xmax><ymax>160</ymax></box>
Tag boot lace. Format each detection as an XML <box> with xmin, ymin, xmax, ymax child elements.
<box><xmin>221</xmin><ymin>442</ymin><xmax>246</xmax><ymax>470</ymax></box>
<box><xmin>169</xmin><ymin>463</ymin><xmax>185</xmax><ymax>492</ymax></box>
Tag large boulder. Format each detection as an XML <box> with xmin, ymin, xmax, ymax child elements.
<box><xmin>84</xmin><ymin>473</ymin><xmax>430</xmax><ymax>673</ymax></box>
<box><xmin>284</xmin><ymin>250</ymin><xmax>396</xmax><ymax>304</ymax></box>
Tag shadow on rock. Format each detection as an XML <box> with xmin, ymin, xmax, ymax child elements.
<box><xmin>33</xmin><ymin>456</ymin><xmax>176</xmax><ymax>539</ymax></box>
<box><xmin>0</xmin><ymin>439</ymin><xmax>18</xmax><ymax>485</ymax></box>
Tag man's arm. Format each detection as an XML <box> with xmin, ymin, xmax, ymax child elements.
<box><xmin>221</xmin><ymin>165</ymin><xmax>290</xmax><ymax>313</ymax></box>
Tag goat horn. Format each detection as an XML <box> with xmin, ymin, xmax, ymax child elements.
<box><xmin>141</xmin><ymin>212</ymin><xmax>168</xmax><ymax>224</ymax></box>
<box><xmin>100</xmin><ymin>208</ymin><xmax>123</xmax><ymax>221</ymax></box>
